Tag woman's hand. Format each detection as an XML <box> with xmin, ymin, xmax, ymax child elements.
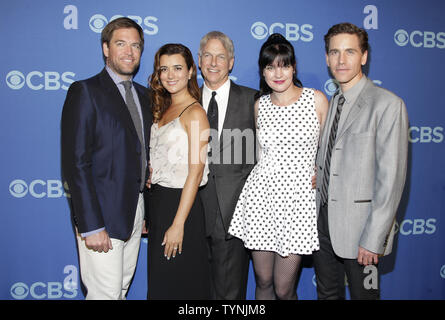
<box><xmin>162</xmin><ymin>223</ymin><xmax>184</xmax><ymax>260</ymax></box>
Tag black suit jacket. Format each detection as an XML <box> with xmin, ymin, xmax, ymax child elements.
<box><xmin>61</xmin><ymin>68</ymin><xmax>152</xmax><ymax>241</ymax></box>
<box><xmin>199</xmin><ymin>81</ymin><xmax>257</xmax><ymax>236</ymax></box>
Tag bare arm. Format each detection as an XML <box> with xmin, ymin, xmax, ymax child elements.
<box><xmin>312</xmin><ymin>90</ymin><xmax>329</xmax><ymax>188</ymax></box>
<box><xmin>314</xmin><ymin>89</ymin><xmax>329</xmax><ymax>134</ymax></box>
<box><xmin>254</xmin><ymin>99</ymin><xmax>261</xmax><ymax>161</ymax></box>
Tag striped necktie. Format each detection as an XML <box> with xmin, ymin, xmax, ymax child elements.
<box><xmin>320</xmin><ymin>94</ymin><xmax>345</xmax><ymax>206</ymax></box>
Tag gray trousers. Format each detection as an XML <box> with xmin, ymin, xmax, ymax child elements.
<box><xmin>313</xmin><ymin>204</ymin><xmax>380</xmax><ymax>300</ymax></box>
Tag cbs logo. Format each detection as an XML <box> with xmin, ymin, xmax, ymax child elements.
<box><xmin>89</xmin><ymin>14</ymin><xmax>158</xmax><ymax>35</ymax></box>
<box><xmin>10</xmin><ymin>282</ymin><xmax>77</xmax><ymax>300</ymax></box>
<box><xmin>395</xmin><ymin>218</ymin><xmax>436</xmax><ymax>236</ymax></box>
<box><xmin>11</xmin><ymin>265</ymin><xmax>78</xmax><ymax>300</ymax></box>
<box><xmin>9</xmin><ymin>179</ymin><xmax>70</xmax><ymax>199</ymax></box>
<box><xmin>394</xmin><ymin>29</ymin><xmax>445</xmax><ymax>49</ymax></box>
<box><xmin>409</xmin><ymin>126</ymin><xmax>443</xmax><ymax>143</ymax></box>
<box><xmin>5</xmin><ymin>70</ymin><xmax>75</xmax><ymax>91</ymax></box>
<box><xmin>251</xmin><ymin>21</ymin><xmax>313</xmax><ymax>42</ymax></box>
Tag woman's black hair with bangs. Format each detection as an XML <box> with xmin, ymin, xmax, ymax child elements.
<box><xmin>255</xmin><ymin>33</ymin><xmax>303</xmax><ymax>100</ymax></box>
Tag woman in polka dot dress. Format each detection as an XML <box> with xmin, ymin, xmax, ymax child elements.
<box><xmin>228</xmin><ymin>33</ymin><xmax>328</xmax><ymax>300</ymax></box>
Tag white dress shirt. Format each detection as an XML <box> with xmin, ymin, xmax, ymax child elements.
<box><xmin>201</xmin><ymin>79</ymin><xmax>231</xmax><ymax>138</ymax></box>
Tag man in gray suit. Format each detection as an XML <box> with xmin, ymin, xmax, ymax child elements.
<box><xmin>198</xmin><ymin>31</ymin><xmax>256</xmax><ymax>299</ymax></box>
<box><xmin>313</xmin><ymin>23</ymin><xmax>409</xmax><ymax>299</ymax></box>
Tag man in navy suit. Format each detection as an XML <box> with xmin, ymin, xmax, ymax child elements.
<box><xmin>61</xmin><ymin>17</ymin><xmax>152</xmax><ymax>299</ymax></box>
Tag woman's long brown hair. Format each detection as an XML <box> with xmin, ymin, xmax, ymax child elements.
<box><xmin>149</xmin><ymin>43</ymin><xmax>200</xmax><ymax>122</ymax></box>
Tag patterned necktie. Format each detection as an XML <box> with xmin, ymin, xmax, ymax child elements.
<box><xmin>207</xmin><ymin>91</ymin><xmax>218</xmax><ymax>157</ymax></box>
<box><xmin>320</xmin><ymin>94</ymin><xmax>346</xmax><ymax>206</ymax></box>
<box><xmin>122</xmin><ymin>80</ymin><xmax>146</xmax><ymax>191</ymax></box>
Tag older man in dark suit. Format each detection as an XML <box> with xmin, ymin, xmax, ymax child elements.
<box><xmin>61</xmin><ymin>17</ymin><xmax>151</xmax><ymax>299</ymax></box>
<box><xmin>198</xmin><ymin>31</ymin><xmax>257</xmax><ymax>300</ymax></box>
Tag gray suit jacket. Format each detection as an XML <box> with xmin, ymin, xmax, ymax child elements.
<box><xmin>315</xmin><ymin>77</ymin><xmax>409</xmax><ymax>259</ymax></box>
<box><xmin>199</xmin><ymin>81</ymin><xmax>257</xmax><ymax>236</ymax></box>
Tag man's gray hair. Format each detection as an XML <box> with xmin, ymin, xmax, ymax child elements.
<box><xmin>199</xmin><ymin>31</ymin><xmax>234</xmax><ymax>59</ymax></box>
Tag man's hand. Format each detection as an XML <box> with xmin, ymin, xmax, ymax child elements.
<box><xmin>85</xmin><ymin>230</ymin><xmax>113</xmax><ymax>253</ymax></box>
<box><xmin>142</xmin><ymin>219</ymin><xmax>148</xmax><ymax>235</ymax></box>
<box><xmin>312</xmin><ymin>166</ymin><xmax>317</xmax><ymax>189</ymax></box>
<box><xmin>357</xmin><ymin>246</ymin><xmax>378</xmax><ymax>265</ymax></box>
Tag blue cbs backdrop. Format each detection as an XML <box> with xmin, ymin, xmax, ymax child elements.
<box><xmin>1</xmin><ymin>0</ymin><xmax>444</xmax><ymax>300</ymax></box>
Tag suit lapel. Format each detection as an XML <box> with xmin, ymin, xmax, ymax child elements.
<box><xmin>320</xmin><ymin>95</ymin><xmax>338</xmax><ymax>161</ymax></box>
<box><xmin>98</xmin><ymin>69</ymin><xmax>139</xmax><ymax>141</ymax></box>
<box><xmin>336</xmin><ymin>79</ymin><xmax>373</xmax><ymax>141</ymax></box>
<box><xmin>220</xmin><ymin>81</ymin><xmax>239</xmax><ymax>150</ymax></box>
<box><xmin>135</xmin><ymin>85</ymin><xmax>152</xmax><ymax>150</ymax></box>
<box><xmin>200</xmin><ymin>81</ymin><xmax>238</xmax><ymax>151</ymax></box>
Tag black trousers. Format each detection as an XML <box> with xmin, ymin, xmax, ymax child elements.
<box><xmin>147</xmin><ymin>185</ymin><xmax>211</xmax><ymax>299</ymax></box>
<box><xmin>313</xmin><ymin>204</ymin><xmax>380</xmax><ymax>300</ymax></box>
<box><xmin>203</xmin><ymin>173</ymin><xmax>250</xmax><ymax>300</ymax></box>
<box><xmin>206</xmin><ymin>209</ymin><xmax>250</xmax><ymax>300</ymax></box>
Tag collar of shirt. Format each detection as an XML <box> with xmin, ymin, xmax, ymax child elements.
<box><xmin>105</xmin><ymin>65</ymin><xmax>145</xmax><ymax>139</ymax></box>
<box><xmin>335</xmin><ymin>75</ymin><xmax>368</xmax><ymax>130</ymax></box>
<box><xmin>106</xmin><ymin>65</ymin><xmax>133</xmax><ymax>88</ymax></box>
<box><xmin>202</xmin><ymin>78</ymin><xmax>231</xmax><ymax>135</ymax></box>
<box><xmin>339</xmin><ymin>74</ymin><xmax>367</xmax><ymax>107</ymax></box>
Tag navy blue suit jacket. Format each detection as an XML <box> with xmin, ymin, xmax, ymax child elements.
<box><xmin>61</xmin><ymin>68</ymin><xmax>152</xmax><ymax>241</ymax></box>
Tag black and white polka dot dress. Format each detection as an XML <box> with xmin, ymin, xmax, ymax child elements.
<box><xmin>228</xmin><ymin>88</ymin><xmax>320</xmax><ymax>257</ymax></box>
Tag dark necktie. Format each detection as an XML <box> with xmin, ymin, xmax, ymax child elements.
<box><xmin>122</xmin><ymin>80</ymin><xmax>146</xmax><ymax>191</ymax></box>
<box><xmin>207</xmin><ymin>91</ymin><xmax>218</xmax><ymax>157</ymax></box>
<box><xmin>207</xmin><ymin>91</ymin><xmax>218</xmax><ymax>132</ymax></box>
<box><xmin>320</xmin><ymin>94</ymin><xmax>345</xmax><ymax>205</ymax></box>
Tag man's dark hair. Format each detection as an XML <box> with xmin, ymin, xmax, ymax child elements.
<box><xmin>101</xmin><ymin>17</ymin><xmax>144</xmax><ymax>62</ymax></box>
<box><xmin>324</xmin><ymin>22</ymin><xmax>369</xmax><ymax>54</ymax></box>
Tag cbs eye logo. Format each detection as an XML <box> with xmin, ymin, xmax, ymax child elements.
<box><xmin>6</xmin><ymin>71</ymin><xmax>26</xmax><ymax>90</ymax></box>
<box><xmin>89</xmin><ymin>14</ymin><xmax>108</xmax><ymax>33</ymax></box>
<box><xmin>10</xmin><ymin>283</ymin><xmax>29</xmax><ymax>300</ymax></box>
<box><xmin>9</xmin><ymin>179</ymin><xmax>28</xmax><ymax>198</ymax></box>
<box><xmin>394</xmin><ymin>29</ymin><xmax>409</xmax><ymax>46</ymax></box>
<box><xmin>324</xmin><ymin>79</ymin><xmax>340</xmax><ymax>96</ymax></box>
<box><xmin>251</xmin><ymin>22</ymin><xmax>269</xmax><ymax>40</ymax></box>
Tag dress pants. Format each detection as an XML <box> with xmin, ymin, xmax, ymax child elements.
<box><xmin>76</xmin><ymin>193</ymin><xmax>144</xmax><ymax>300</ymax></box>
<box><xmin>207</xmin><ymin>209</ymin><xmax>250</xmax><ymax>300</ymax></box>
<box><xmin>147</xmin><ymin>185</ymin><xmax>211</xmax><ymax>300</ymax></box>
<box><xmin>313</xmin><ymin>204</ymin><xmax>380</xmax><ymax>300</ymax></box>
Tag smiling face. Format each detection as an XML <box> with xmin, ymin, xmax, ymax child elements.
<box><xmin>198</xmin><ymin>38</ymin><xmax>234</xmax><ymax>90</ymax></box>
<box><xmin>102</xmin><ymin>27</ymin><xmax>142</xmax><ymax>80</ymax></box>
<box><xmin>159</xmin><ymin>53</ymin><xmax>193</xmax><ymax>96</ymax></box>
<box><xmin>326</xmin><ymin>33</ymin><xmax>368</xmax><ymax>92</ymax></box>
<box><xmin>262</xmin><ymin>58</ymin><xmax>294</xmax><ymax>94</ymax></box>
